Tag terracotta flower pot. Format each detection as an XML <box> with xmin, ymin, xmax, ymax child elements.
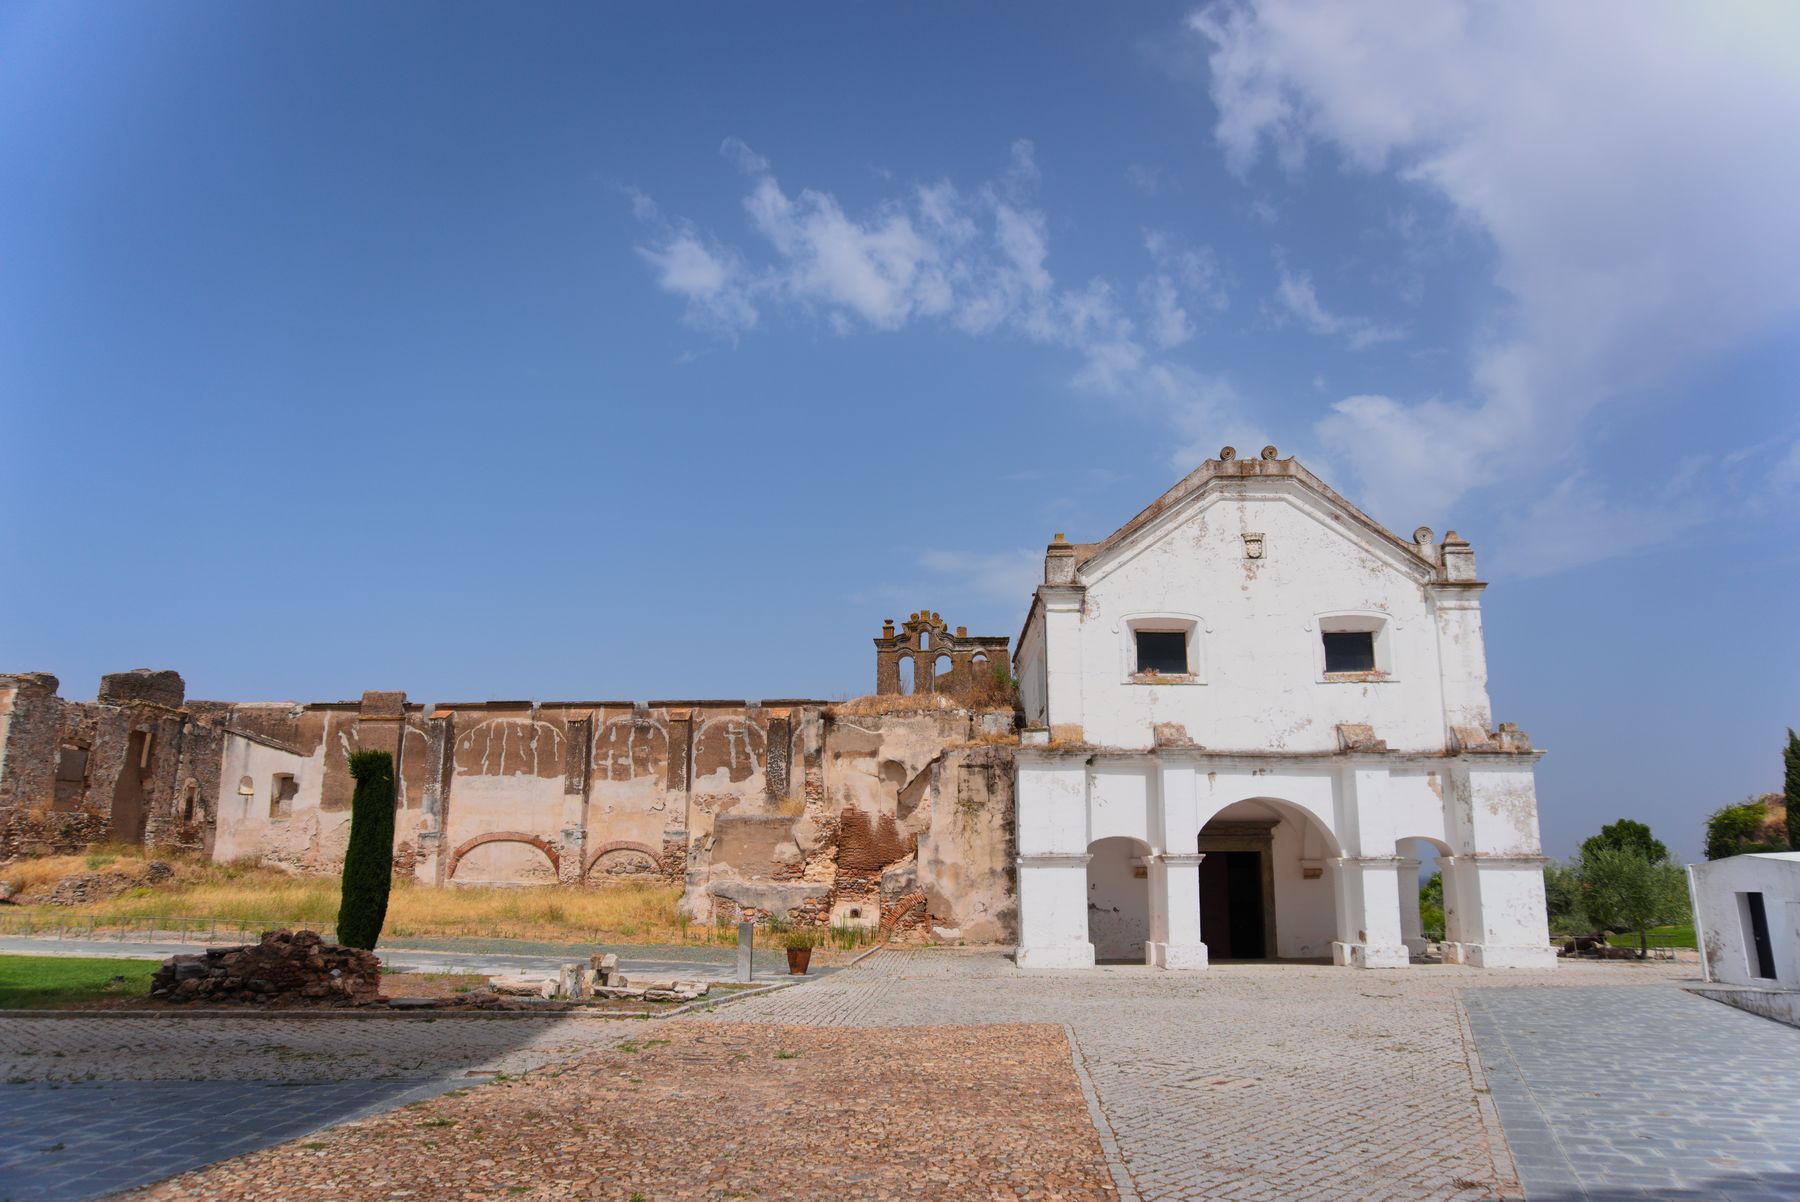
<box><xmin>786</xmin><ymin>947</ymin><xmax>812</xmax><ymax>975</ymax></box>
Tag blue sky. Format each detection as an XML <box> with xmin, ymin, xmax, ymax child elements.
<box><xmin>2</xmin><ymin>2</ymin><xmax>1796</xmax><ymax>862</ymax></box>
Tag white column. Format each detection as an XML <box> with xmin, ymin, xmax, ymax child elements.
<box><xmin>1397</xmin><ymin>856</ymin><xmax>1427</xmax><ymax>958</ymax></box>
<box><xmin>1147</xmin><ymin>852</ymin><xmax>1208</xmax><ymax>969</ymax></box>
<box><xmin>1331</xmin><ymin>856</ymin><xmax>1410</xmax><ymax>969</ymax></box>
<box><xmin>1015</xmin><ymin>854</ymin><xmax>1095</xmax><ymax>968</ymax></box>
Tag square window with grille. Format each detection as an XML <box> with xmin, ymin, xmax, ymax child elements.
<box><xmin>1322</xmin><ymin>630</ymin><xmax>1376</xmax><ymax>674</ymax></box>
<box><xmin>1135</xmin><ymin>630</ymin><xmax>1188</xmax><ymax>674</ymax></box>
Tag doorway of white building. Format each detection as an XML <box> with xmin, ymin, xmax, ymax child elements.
<box><xmin>1199</xmin><ymin>800</ymin><xmax>1341</xmax><ymax>962</ymax></box>
<box><xmin>1086</xmin><ymin>836</ymin><xmax>1152</xmax><ymax>963</ymax></box>
<box><xmin>1200</xmin><ymin>849</ymin><xmax>1267</xmax><ymax>958</ymax></box>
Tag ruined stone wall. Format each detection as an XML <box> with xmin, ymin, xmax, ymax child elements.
<box><xmin>0</xmin><ymin>671</ymin><xmax>211</xmax><ymax>859</ymax></box>
<box><xmin>0</xmin><ymin>671</ymin><xmax>1023</xmax><ymax>945</ymax></box>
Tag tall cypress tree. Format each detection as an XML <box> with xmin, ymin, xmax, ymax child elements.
<box><xmin>337</xmin><ymin>749</ymin><xmax>396</xmax><ymax>950</ymax></box>
<box><xmin>1785</xmin><ymin>728</ymin><xmax>1800</xmax><ymax>851</ymax></box>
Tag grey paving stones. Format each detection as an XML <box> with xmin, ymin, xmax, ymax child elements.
<box><xmin>1465</xmin><ymin>985</ymin><xmax>1800</xmax><ymax>1200</ymax></box>
<box><xmin>0</xmin><ymin>1012</ymin><xmax>634</xmax><ymax>1201</ymax></box>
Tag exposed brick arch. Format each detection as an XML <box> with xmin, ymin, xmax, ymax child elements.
<box><xmin>583</xmin><ymin>840</ymin><xmax>664</xmax><ymax>879</ymax></box>
<box><xmin>446</xmin><ymin>831</ymin><xmax>559</xmax><ymax>880</ymax></box>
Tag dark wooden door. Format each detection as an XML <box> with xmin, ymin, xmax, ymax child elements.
<box><xmin>1199</xmin><ymin>851</ymin><xmax>1266</xmax><ymax>958</ymax></box>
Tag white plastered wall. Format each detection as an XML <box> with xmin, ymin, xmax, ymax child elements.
<box><xmin>1691</xmin><ymin>853</ymin><xmax>1800</xmax><ymax>988</ymax></box>
<box><xmin>1071</xmin><ymin>480</ymin><xmax>1448</xmax><ymax>752</ymax></box>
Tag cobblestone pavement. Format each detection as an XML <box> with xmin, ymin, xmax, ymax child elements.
<box><xmin>1465</xmin><ymin>986</ymin><xmax>1800</xmax><ymax>1200</ymax></box>
<box><xmin>1</xmin><ymin>949</ymin><xmax>1714</xmax><ymax>1202</ymax></box>
<box><xmin>0</xmin><ymin>1013</ymin><xmax>633</xmax><ymax>1201</ymax></box>
<box><xmin>134</xmin><ymin>1023</ymin><xmax>1117</xmax><ymax>1202</ymax></box>
<box><xmin>703</xmin><ymin>949</ymin><xmax>1692</xmax><ymax>1202</ymax></box>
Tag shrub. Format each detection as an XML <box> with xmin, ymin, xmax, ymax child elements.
<box><xmin>1542</xmin><ymin>861</ymin><xmax>1584</xmax><ymax>931</ymax></box>
<box><xmin>336</xmin><ymin>749</ymin><xmax>396</xmax><ymax>950</ymax></box>
<box><xmin>1418</xmin><ymin>872</ymin><xmax>1446</xmax><ymax>941</ymax></box>
<box><xmin>1705</xmin><ymin>799</ymin><xmax>1779</xmax><ymax>861</ymax></box>
<box><xmin>1786</xmin><ymin>728</ymin><xmax>1800</xmax><ymax>851</ymax></box>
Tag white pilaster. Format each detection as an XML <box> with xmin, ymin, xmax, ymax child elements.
<box><xmin>1015</xmin><ymin>853</ymin><xmax>1095</xmax><ymax>968</ymax></box>
<box><xmin>1397</xmin><ymin>856</ymin><xmax>1427</xmax><ymax>958</ymax></box>
<box><xmin>1451</xmin><ymin>854</ymin><xmax>1558</xmax><ymax>968</ymax></box>
<box><xmin>1331</xmin><ymin>856</ymin><xmax>1410</xmax><ymax>969</ymax></box>
<box><xmin>1040</xmin><ymin>586</ymin><xmax>1086</xmax><ymax>741</ymax></box>
<box><xmin>1428</xmin><ymin>585</ymin><xmax>1494</xmax><ymax>734</ymax></box>
<box><xmin>1147</xmin><ymin>852</ymin><xmax>1208</xmax><ymax>969</ymax></box>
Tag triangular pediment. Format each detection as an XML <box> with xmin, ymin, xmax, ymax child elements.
<box><xmin>1073</xmin><ymin>451</ymin><xmax>1437</xmax><ymax>586</ymax></box>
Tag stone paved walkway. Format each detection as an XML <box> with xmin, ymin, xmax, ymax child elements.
<box><xmin>703</xmin><ymin>949</ymin><xmax>1690</xmax><ymax>1201</ymax></box>
<box><xmin>0</xmin><ymin>1013</ymin><xmax>632</xmax><ymax>1200</ymax></box>
<box><xmin>1465</xmin><ymin>986</ymin><xmax>1800</xmax><ymax>1200</ymax></box>
<box><xmin>3</xmin><ymin>948</ymin><xmax>1748</xmax><ymax>1202</ymax></box>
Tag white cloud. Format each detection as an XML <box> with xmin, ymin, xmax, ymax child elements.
<box><xmin>632</xmin><ymin>140</ymin><xmax>1236</xmax><ymax>434</ymax></box>
<box><xmin>1140</xmin><ymin>274</ymin><xmax>1194</xmax><ymax>349</ymax></box>
<box><xmin>1192</xmin><ymin>0</ymin><xmax>1800</xmax><ymax>530</ymax></box>
<box><xmin>719</xmin><ymin>136</ymin><xmax>769</xmax><ymax>175</ymax></box>
<box><xmin>1488</xmin><ymin>471</ymin><xmax>1711</xmax><ymax>580</ymax></box>
<box><xmin>633</xmin><ymin>231</ymin><xmax>757</xmax><ymax>334</ymax></box>
<box><xmin>1145</xmin><ymin>229</ymin><xmax>1229</xmax><ymax>314</ymax></box>
<box><xmin>1272</xmin><ymin>258</ymin><xmax>1407</xmax><ymax>350</ymax></box>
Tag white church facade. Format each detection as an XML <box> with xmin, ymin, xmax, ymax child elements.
<box><xmin>1011</xmin><ymin>446</ymin><xmax>1557</xmax><ymax>970</ymax></box>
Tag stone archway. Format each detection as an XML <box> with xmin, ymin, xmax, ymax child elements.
<box><xmin>1087</xmin><ymin>836</ymin><xmax>1152</xmax><ymax>963</ymax></box>
<box><xmin>583</xmin><ymin>840</ymin><xmax>665</xmax><ymax>881</ymax></box>
<box><xmin>445</xmin><ymin>831</ymin><xmax>560</xmax><ymax>881</ymax></box>
<box><xmin>1199</xmin><ymin>798</ymin><xmax>1341</xmax><ymax>962</ymax></box>
<box><xmin>1397</xmin><ymin>835</ymin><xmax>1456</xmax><ymax>961</ymax></box>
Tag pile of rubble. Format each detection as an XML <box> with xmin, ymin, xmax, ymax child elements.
<box><xmin>488</xmin><ymin>952</ymin><xmax>710</xmax><ymax>1003</ymax></box>
<box><xmin>151</xmin><ymin>929</ymin><xmax>380</xmax><ymax>1005</ymax></box>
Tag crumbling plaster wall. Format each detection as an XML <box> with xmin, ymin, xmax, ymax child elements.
<box><xmin>685</xmin><ymin>707</ymin><xmax>1017</xmax><ymax>941</ymax></box>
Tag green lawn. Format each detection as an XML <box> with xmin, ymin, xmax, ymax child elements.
<box><xmin>1625</xmin><ymin>925</ymin><xmax>1696</xmax><ymax>949</ymax></box>
<box><xmin>0</xmin><ymin>954</ymin><xmax>158</xmax><ymax>1009</ymax></box>
<box><xmin>1550</xmin><ymin>925</ymin><xmax>1696</xmax><ymax>950</ymax></box>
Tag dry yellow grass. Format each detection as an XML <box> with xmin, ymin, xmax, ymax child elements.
<box><xmin>0</xmin><ymin>846</ymin><xmax>722</xmax><ymax>945</ymax></box>
<box><xmin>0</xmin><ymin>845</ymin><xmax>150</xmax><ymax>893</ymax></box>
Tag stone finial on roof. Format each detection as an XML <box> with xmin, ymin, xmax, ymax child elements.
<box><xmin>1439</xmin><ymin>530</ymin><xmax>1477</xmax><ymax>581</ymax></box>
<box><xmin>1045</xmin><ymin>534</ymin><xmax>1078</xmax><ymax>585</ymax></box>
<box><xmin>1219</xmin><ymin>446</ymin><xmax>1237</xmax><ymax>461</ymax></box>
<box><xmin>1260</xmin><ymin>444</ymin><xmax>1279</xmax><ymax>460</ymax></box>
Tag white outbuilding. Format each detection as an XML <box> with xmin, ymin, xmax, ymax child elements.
<box><xmin>1010</xmin><ymin>447</ymin><xmax>1556</xmax><ymax>970</ymax></box>
<box><xmin>1688</xmin><ymin>852</ymin><xmax>1800</xmax><ymax>1024</ymax></box>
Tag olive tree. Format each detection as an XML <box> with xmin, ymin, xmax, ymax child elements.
<box><xmin>1576</xmin><ymin>846</ymin><xmax>1689</xmax><ymax>958</ymax></box>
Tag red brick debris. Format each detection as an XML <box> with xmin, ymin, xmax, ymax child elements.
<box><xmin>132</xmin><ymin>1022</ymin><xmax>1119</xmax><ymax>1202</ymax></box>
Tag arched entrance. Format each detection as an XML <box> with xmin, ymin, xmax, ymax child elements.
<box><xmin>1199</xmin><ymin>799</ymin><xmax>1339</xmax><ymax>961</ymax></box>
<box><xmin>1087</xmin><ymin>836</ymin><xmax>1152</xmax><ymax>963</ymax></box>
<box><xmin>1397</xmin><ymin>836</ymin><xmax>1456</xmax><ymax>961</ymax></box>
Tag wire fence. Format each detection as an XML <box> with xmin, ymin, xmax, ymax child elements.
<box><xmin>0</xmin><ymin>911</ymin><xmax>336</xmax><ymax>946</ymax></box>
